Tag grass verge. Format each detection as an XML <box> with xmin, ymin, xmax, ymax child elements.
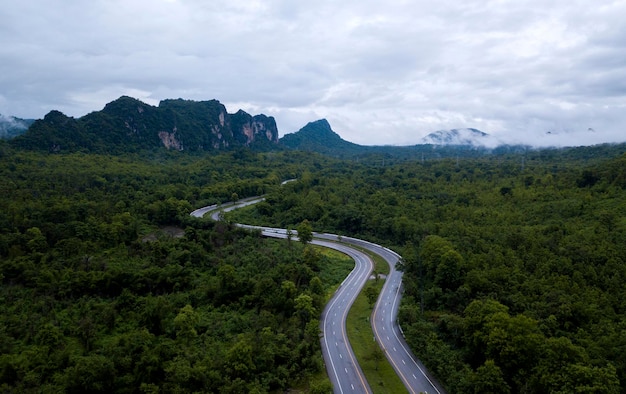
<box><xmin>346</xmin><ymin>252</ymin><xmax>408</xmax><ymax>394</ymax></box>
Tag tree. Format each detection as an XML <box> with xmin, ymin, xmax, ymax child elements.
<box><xmin>371</xmin><ymin>346</ymin><xmax>384</xmax><ymax>371</ymax></box>
<box><xmin>294</xmin><ymin>293</ymin><xmax>316</xmax><ymax>327</ymax></box>
<box><xmin>174</xmin><ymin>304</ymin><xmax>199</xmax><ymax>343</ymax></box>
<box><xmin>25</xmin><ymin>227</ymin><xmax>47</xmax><ymax>253</ymax></box>
<box><xmin>365</xmin><ymin>285</ymin><xmax>378</xmax><ymax>308</ymax></box>
<box><xmin>296</xmin><ymin>220</ymin><xmax>313</xmax><ymax>245</ymax></box>
<box><xmin>467</xmin><ymin>359</ymin><xmax>510</xmax><ymax>394</ymax></box>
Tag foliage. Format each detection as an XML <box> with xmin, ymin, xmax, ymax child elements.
<box><xmin>9</xmin><ymin>96</ymin><xmax>277</xmax><ymax>153</ymax></box>
<box><xmin>0</xmin><ymin>148</ymin><xmax>351</xmax><ymax>393</ymax></box>
<box><xmin>228</xmin><ymin>146</ymin><xmax>626</xmax><ymax>392</ymax></box>
<box><xmin>4</xmin><ymin>138</ymin><xmax>626</xmax><ymax>392</ymax></box>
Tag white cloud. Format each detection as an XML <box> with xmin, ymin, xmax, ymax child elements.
<box><xmin>0</xmin><ymin>0</ymin><xmax>625</xmax><ymax>147</ymax></box>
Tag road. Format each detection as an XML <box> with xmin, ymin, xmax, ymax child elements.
<box><xmin>313</xmin><ymin>240</ymin><xmax>373</xmax><ymax>394</ymax></box>
<box><xmin>192</xmin><ymin>201</ymin><xmax>373</xmax><ymax>393</ymax></box>
<box><xmin>317</xmin><ymin>234</ymin><xmax>445</xmax><ymax>394</ymax></box>
<box><xmin>192</xmin><ymin>200</ymin><xmax>444</xmax><ymax>394</ymax></box>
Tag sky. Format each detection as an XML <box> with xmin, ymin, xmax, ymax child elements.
<box><xmin>1</xmin><ymin>0</ymin><xmax>626</xmax><ymax>147</ymax></box>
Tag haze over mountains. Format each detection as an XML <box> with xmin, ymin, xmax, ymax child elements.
<box><xmin>0</xmin><ymin>114</ymin><xmax>34</xmax><ymax>139</ymax></box>
<box><xmin>3</xmin><ymin>96</ymin><xmax>624</xmax><ymax>155</ymax></box>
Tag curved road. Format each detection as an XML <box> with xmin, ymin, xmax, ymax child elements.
<box><xmin>191</xmin><ymin>199</ymin><xmax>444</xmax><ymax>394</ymax></box>
<box><xmin>317</xmin><ymin>234</ymin><xmax>444</xmax><ymax>394</ymax></box>
<box><xmin>314</xmin><ymin>240</ymin><xmax>373</xmax><ymax>394</ymax></box>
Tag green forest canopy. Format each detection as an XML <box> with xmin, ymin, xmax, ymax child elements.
<box><xmin>1</xmin><ymin>142</ymin><xmax>626</xmax><ymax>392</ymax></box>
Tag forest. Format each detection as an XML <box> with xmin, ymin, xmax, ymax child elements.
<box><xmin>1</xmin><ymin>140</ymin><xmax>626</xmax><ymax>393</ymax></box>
<box><xmin>228</xmin><ymin>144</ymin><xmax>626</xmax><ymax>393</ymax></box>
<box><xmin>0</xmin><ymin>147</ymin><xmax>352</xmax><ymax>393</ymax></box>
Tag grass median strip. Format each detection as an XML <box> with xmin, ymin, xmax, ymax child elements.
<box><xmin>346</xmin><ymin>253</ymin><xmax>407</xmax><ymax>394</ymax></box>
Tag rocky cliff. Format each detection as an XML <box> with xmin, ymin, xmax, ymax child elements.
<box><xmin>10</xmin><ymin>96</ymin><xmax>278</xmax><ymax>153</ymax></box>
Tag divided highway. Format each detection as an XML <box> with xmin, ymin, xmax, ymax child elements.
<box><xmin>317</xmin><ymin>234</ymin><xmax>444</xmax><ymax>394</ymax></box>
<box><xmin>191</xmin><ymin>198</ymin><xmax>444</xmax><ymax>394</ymax></box>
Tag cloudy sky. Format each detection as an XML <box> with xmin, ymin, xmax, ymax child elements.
<box><xmin>1</xmin><ymin>0</ymin><xmax>625</xmax><ymax>146</ymax></box>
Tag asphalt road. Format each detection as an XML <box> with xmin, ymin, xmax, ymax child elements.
<box><xmin>192</xmin><ymin>200</ymin><xmax>445</xmax><ymax>394</ymax></box>
<box><xmin>313</xmin><ymin>240</ymin><xmax>373</xmax><ymax>394</ymax></box>
<box><xmin>316</xmin><ymin>233</ymin><xmax>445</xmax><ymax>394</ymax></box>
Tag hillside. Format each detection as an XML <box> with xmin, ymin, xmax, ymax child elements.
<box><xmin>279</xmin><ymin>119</ymin><xmax>368</xmax><ymax>157</ymax></box>
<box><xmin>9</xmin><ymin>96</ymin><xmax>278</xmax><ymax>153</ymax></box>
<box><xmin>0</xmin><ymin>114</ymin><xmax>34</xmax><ymax>139</ymax></box>
<box><xmin>280</xmin><ymin>119</ymin><xmax>526</xmax><ymax>160</ymax></box>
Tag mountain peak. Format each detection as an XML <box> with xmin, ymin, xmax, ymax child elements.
<box><xmin>298</xmin><ymin>119</ymin><xmax>340</xmax><ymax>139</ymax></box>
<box><xmin>10</xmin><ymin>96</ymin><xmax>278</xmax><ymax>152</ymax></box>
<box><xmin>421</xmin><ymin>128</ymin><xmax>491</xmax><ymax>147</ymax></box>
<box><xmin>279</xmin><ymin>119</ymin><xmax>362</xmax><ymax>156</ymax></box>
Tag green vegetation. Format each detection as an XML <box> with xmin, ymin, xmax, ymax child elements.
<box><xmin>0</xmin><ymin>148</ymin><xmax>348</xmax><ymax>392</ymax></box>
<box><xmin>2</xmin><ymin>135</ymin><xmax>626</xmax><ymax>393</ymax></box>
<box><xmin>344</xmin><ymin>250</ymin><xmax>406</xmax><ymax>394</ymax></box>
<box><xmin>9</xmin><ymin>96</ymin><xmax>278</xmax><ymax>153</ymax></box>
<box><xmin>346</xmin><ymin>279</ymin><xmax>406</xmax><ymax>393</ymax></box>
<box><xmin>229</xmin><ymin>144</ymin><xmax>626</xmax><ymax>393</ymax></box>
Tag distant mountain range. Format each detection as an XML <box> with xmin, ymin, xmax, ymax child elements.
<box><xmin>5</xmin><ymin>96</ymin><xmax>612</xmax><ymax>158</ymax></box>
<box><xmin>8</xmin><ymin>96</ymin><xmax>278</xmax><ymax>153</ymax></box>
<box><xmin>279</xmin><ymin>119</ymin><xmax>525</xmax><ymax>159</ymax></box>
<box><xmin>0</xmin><ymin>114</ymin><xmax>34</xmax><ymax>139</ymax></box>
<box><xmin>420</xmin><ymin>128</ymin><xmax>493</xmax><ymax>147</ymax></box>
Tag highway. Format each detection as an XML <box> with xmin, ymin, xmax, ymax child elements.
<box><xmin>313</xmin><ymin>240</ymin><xmax>373</xmax><ymax>394</ymax></box>
<box><xmin>191</xmin><ymin>199</ymin><xmax>444</xmax><ymax>394</ymax></box>
<box><xmin>317</xmin><ymin>234</ymin><xmax>445</xmax><ymax>394</ymax></box>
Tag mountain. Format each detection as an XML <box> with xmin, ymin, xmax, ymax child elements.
<box><xmin>0</xmin><ymin>114</ymin><xmax>34</xmax><ymax>139</ymax></box>
<box><xmin>420</xmin><ymin>128</ymin><xmax>494</xmax><ymax>147</ymax></box>
<box><xmin>10</xmin><ymin>96</ymin><xmax>278</xmax><ymax>153</ymax></box>
<box><xmin>279</xmin><ymin>119</ymin><xmax>369</xmax><ymax>157</ymax></box>
<box><xmin>279</xmin><ymin>120</ymin><xmax>516</xmax><ymax>160</ymax></box>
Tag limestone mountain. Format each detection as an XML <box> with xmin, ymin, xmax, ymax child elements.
<box><xmin>279</xmin><ymin>119</ymin><xmax>373</xmax><ymax>157</ymax></box>
<box><xmin>279</xmin><ymin>119</ymin><xmax>507</xmax><ymax>159</ymax></box>
<box><xmin>10</xmin><ymin>96</ymin><xmax>278</xmax><ymax>153</ymax></box>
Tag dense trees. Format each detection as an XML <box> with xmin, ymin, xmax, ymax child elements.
<box><xmin>228</xmin><ymin>146</ymin><xmax>626</xmax><ymax>392</ymax></box>
<box><xmin>3</xmin><ymin>140</ymin><xmax>626</xmax><ymax>392</ymax></box>
<box><xmin>0</xmin><ymin>148</ymin><xmax>355</xmax><ymax>392</ymax></box>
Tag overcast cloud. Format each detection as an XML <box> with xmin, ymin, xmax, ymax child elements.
<box><xmin>1</xmin><ymin>0</ymin><xmax>625</xmax><ymax>147</ymax></box>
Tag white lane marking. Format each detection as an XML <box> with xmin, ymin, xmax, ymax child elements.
<box><xmin>393</xmin><ymin>347</ymin><xmax>397</xmax><ymax>352</ymax></box>
<box><xmin>340</xmin><ymin>353</ymin><xmax>343</xmax><ymax>359</ymax></box>
<box><xmin>402</xmin><ymin>359</ymin><xmax>406</xmax><ymax>365</ymax></box>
